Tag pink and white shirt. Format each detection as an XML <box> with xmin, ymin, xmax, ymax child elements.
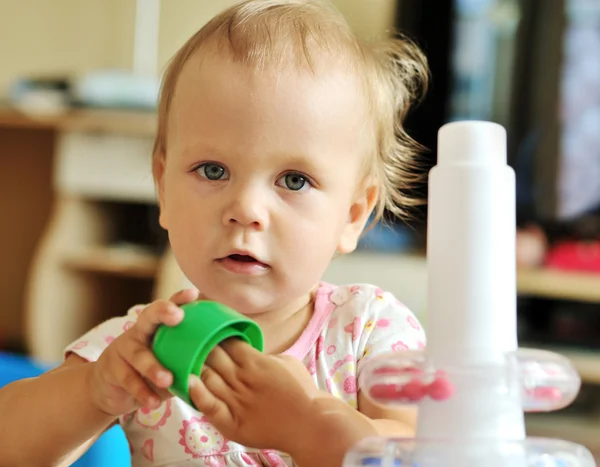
<box><xmin>66</xmin><ymin>282</ymin><xmax>426</xmax><ymax>466</ymax></box>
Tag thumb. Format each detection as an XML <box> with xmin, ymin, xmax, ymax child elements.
<box><xmin>168</xmin><ymin>288</ymin><xmax>200</xmax><ymax>305</ymax></box>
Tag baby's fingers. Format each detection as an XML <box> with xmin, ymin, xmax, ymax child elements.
<box><xmin>112</xmin><ymin>357</ymin><xmax>161</xmax><ymax>409</ymax></box>
<box><xmin>169</xmin><ymin>287</ymin><xmax>200</xmax><ymax>306</ymax></box>
<box><xmin>189</xmin><ymin>374</ymin><xmax>232</xmax><ymax>427</ymax></box>
<box><xmin>118</xmin><ymin>338</ymin><xmax>173</xmax><ymax>389</ymax></box>
<box><xmin>134</xmin><ymin>300</ymin><xmax>183</xmax><ymax>341</ymax></box>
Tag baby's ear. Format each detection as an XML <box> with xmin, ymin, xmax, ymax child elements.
<box><xmin>153</xmin><ymin>153</ymin><xmax>168</xmax><ymax>229</ymax></box>
<box><xmin>337</xmin><ymin>184</ymin><xmax>378</xmax><ymax>254</ymax></box>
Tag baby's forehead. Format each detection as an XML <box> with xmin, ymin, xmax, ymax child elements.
<box><xmin>171</xmin><ymin>51</ymin><xmax>370</xmax><ymax>126</ymax></box>
<box><xmin>166</xmin><ymin>55</ymin><xmax>373</xmax><ymax>170</ymax></box>
<box><xmin>177</xmin><ymin>42</ymin><xmax>362</xmax><ymax>87</ymax></box>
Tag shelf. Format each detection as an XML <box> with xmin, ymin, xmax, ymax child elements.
<box><xmin>327</xmin><ymin>253</ymin><xmax>600</xmax><ymax>312</ymax></box>
<box><xmin>517</xmin><ymin>267</ymin><xmax>600</xmax><ymax>303</ymax></box>
<box><xmin>0</xmin><ymin>107</ymin><xmax>157</xmax><ymax>137</ymax></box>
<box><xmin>63</xmin><ymin>245</ymin><xmax>160</xmax><ymax>279</ymax></box>
<box><xmin>526</xmin><ymin>413</ymin><xmax>600</xmax><ymax>455</ymax></box>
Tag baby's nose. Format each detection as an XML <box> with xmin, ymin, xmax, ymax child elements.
<box><xmin>222</xmin><ymin>188</ymin><xmax>269</xmax><ymax>230</ymax></box>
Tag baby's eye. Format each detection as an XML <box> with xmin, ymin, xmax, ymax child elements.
<box><xmin>196</xmin><ymin>162</ymin><xmax>229</xmax><ymax>181</ymax></box>
<box><xmin>276</xmin><ymin>172</ymin><xmax>311</xmax><ymax>192</ymax></box>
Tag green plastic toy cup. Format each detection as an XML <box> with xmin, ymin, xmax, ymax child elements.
<box><xmin>152</xmin><ymin>300</ymin><xmax>264</xmax><ymax>407</ymax></box>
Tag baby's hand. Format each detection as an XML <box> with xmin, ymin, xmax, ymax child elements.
<box><xmin>88</xmin><ymin>288</ymin><xmax>199</xmax><ymax>417</ymax></box>
<box><xmin>189</xmin><ymin>340</ymin><xmax>320</xmax><ymax>453</ymax></box>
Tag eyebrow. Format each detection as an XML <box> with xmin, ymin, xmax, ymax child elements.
<box><xmin>274</xmin><ymin>152</ymin><xmax>322</xmax><ymax>169</ymax></box>
<box><xmin>177</xmin><ymin>142</ymin><xmax>226</xmax><ymax>161</ymax></box>
<box><xmin>183</xmin><ymin>143</ymin><xmax>321</xmax><ymax>166</ymax></box>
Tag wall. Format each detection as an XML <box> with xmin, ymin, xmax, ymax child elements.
<box><xmin>0</xmin><ymin>0</ymin><xmax>125</xmax><ymax>95</ymax></box>
<box><xmin>0</xmin><ymin>0</ymin><xmax>396</xmax><ymax>95</ymax></box>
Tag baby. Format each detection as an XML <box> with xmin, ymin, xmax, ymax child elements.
<box><xmin>0</xmin><ymin>1</ymin><xmax>429</xmax><ymax>466</ymax></box>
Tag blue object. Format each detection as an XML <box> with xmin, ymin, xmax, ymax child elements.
<box><xmin>0</xmin><ymin>352</ymin><xmax>130</xmax><ymax>467</ymax></box>
<box><xmin>74</xmin><ymin>70</ymin><xmax>159</xmax><ymax>109</ymax></box>
<box><xmin>357</xmin><ymin>217</ymin><xmax>415</xmax><ymax>252</ymax></box>
<box><xmin>361</xmin><ymin>458</ymin><xmax>404</xmax><ymax>466</ymax></box>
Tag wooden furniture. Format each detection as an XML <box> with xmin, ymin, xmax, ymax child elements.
<box><xmin>0</xmin><ymin>109</ymin><xmax>190</xmax><ymax>363</ymax></box>
<box><xmin>0</xmin><ymin>116</ymin><xmax>55</xmax><ymax>351</ymax></box>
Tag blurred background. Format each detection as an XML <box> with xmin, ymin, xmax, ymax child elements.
<box><xmin>0</xmin><ymin>0</ymin><xmax>599</xmax><ymax>462</ymax></box>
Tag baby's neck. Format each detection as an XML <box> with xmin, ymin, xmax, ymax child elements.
<box><xmin>252</xmin><ymin>291</ymin><xmax>315</xmax><ymax>355</ymax></box>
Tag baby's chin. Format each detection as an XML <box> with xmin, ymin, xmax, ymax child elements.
<box><xmin>187</xmin><ymin>275</ymin><xmax>316</xmax><ymax>318</ymax></box>
<box><xmin>193</xmin><ymin>286</ymin><xmax>279</xmax><ymax>317</ymax></box>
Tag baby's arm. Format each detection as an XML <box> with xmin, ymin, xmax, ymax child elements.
<box><xmin>0</xmin><ymin>356</ymin><xmax>116</xmax><ymax>466</ymax></box>
<box><xmin>290</xmin><ymin>394</ymin><xmax>379</xmax><ymax>467</ymax></box>
<box><xmin>0</xmin><ymin>287</ymin><xmax>198</xmax><ymax>466</ymax></box>
<box><xmin>353</xmin><ymin>288</ymin><xmax>427</xmax><ymax>437</ymax></box>
<box><xmin>357</xmin><ymin>391</ymin><xmax>417</xmax><ymax>436</ymax></box>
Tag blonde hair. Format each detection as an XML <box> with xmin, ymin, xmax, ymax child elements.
<box><xmin>153</xmin><ymin>0</ymin><xmax>429</xmax><ymax>222</ymax></box>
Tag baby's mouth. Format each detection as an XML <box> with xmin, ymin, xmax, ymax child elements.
<box><xmin>218</xmin><ymin>253</ymin><xmax>270</xmax><ymax>272</ymax></box>
<box><xmin>228</xmin><ymin>254</ymin><xmax>258</xmax><ymax>263</ymax></box>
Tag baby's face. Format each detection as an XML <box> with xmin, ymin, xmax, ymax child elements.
<box><xmin>156</xmin><ymin>53</ymin><xmax>376</xmax><ymax>315</ymax></box>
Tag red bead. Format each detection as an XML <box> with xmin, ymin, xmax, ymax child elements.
<box><xmin>427</xmin><ymin>377</ymin><xmax>454</xmax><ymax>401</ymax></box>
<box><xmin>373</xmin><ymin>366</ymin><xmax>421</xmax><ymax>376</ymax></box>
<box><xmin>533</xmin><ymin>386</ymin><xmax>562</xmax><ymax>401</ymax></box>
<box><xmin>402</xmin><ymin>379</ymin><xmax>426</xmax><ymax>401</ymax></box>
<box><xmin>372</xmin><ymin>366</ymin><xmax>400</xmax><ymax>376</ymax></box>
<box><xmin>369</xmin><ymin>383</ymin><xmax>406</xmax><ymax>400</ymax></box>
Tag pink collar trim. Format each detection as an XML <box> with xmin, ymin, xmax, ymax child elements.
<box><xmin>281</xmin><ymin>282</ymin><xmax>336</xmax><ymax>360</ymax></box>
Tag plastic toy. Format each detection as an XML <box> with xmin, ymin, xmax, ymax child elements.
<box><xmin>345</xmin><ymin>121</ymin><xmax>596</xmax><ymax>466</ymax></box>
<box><xmin>153</xmin><ymin>300</ymin><xmax>264</xmax><ymax>407</ymax></box>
